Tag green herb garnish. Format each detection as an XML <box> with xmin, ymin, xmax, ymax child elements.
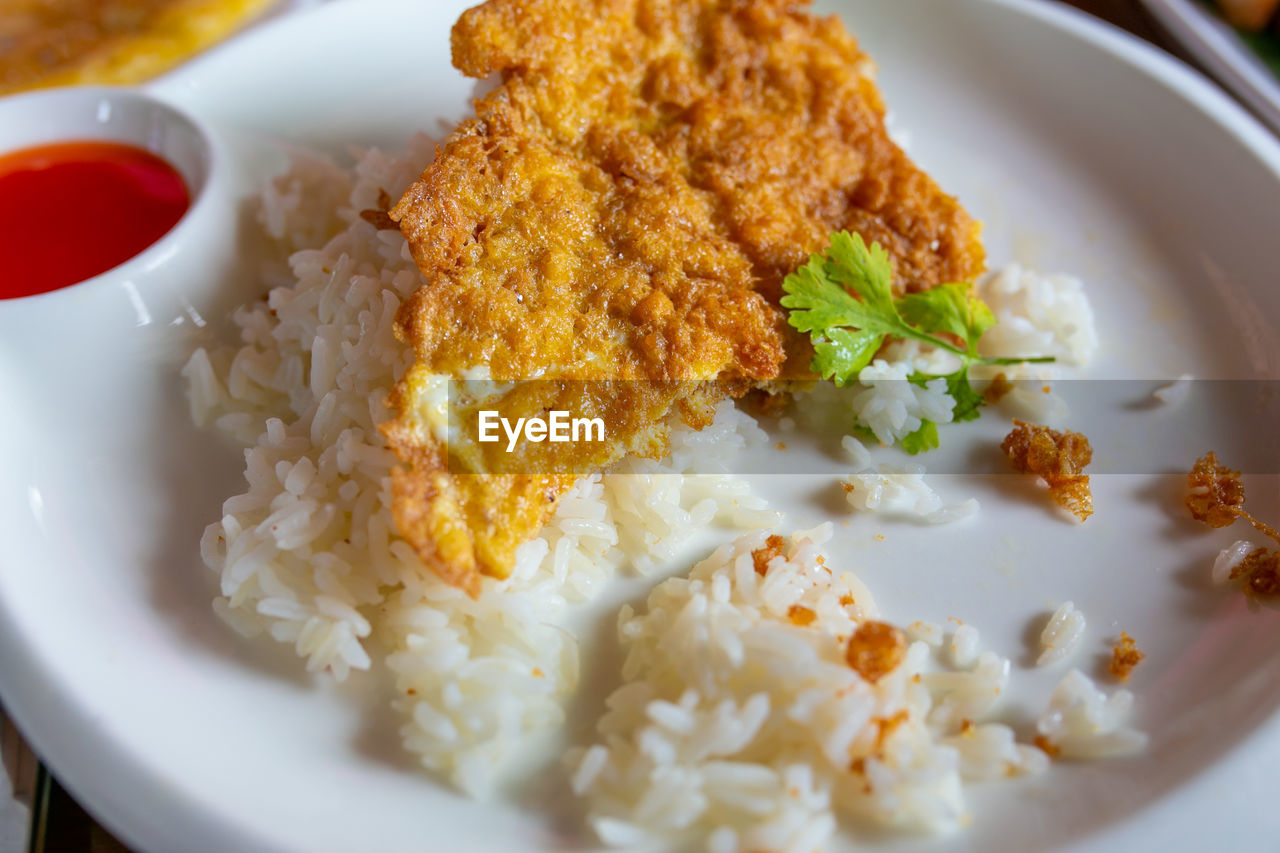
<box><xmin>780</xmin><ymin>231</ymin><xmax>1054</xmax><ymax>452</ymax></box>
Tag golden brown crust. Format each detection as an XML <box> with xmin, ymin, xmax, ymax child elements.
<box><xmin>1109</xmin><ymin>632</ymin><xmax>1144</xmax><ymax>681</ymax></box>
<box><xmin>1001</xmin><ymin>420</ymin><xmax>1094</xmax><ymax>521</ymax></box>
<box><xmin>845</xmin><ymin>621</ymin><xmax>906</xmax><ymax>684</ymax></box>
<box><xmin>1184</xmin><ymin>452</ymin><xmax>1280</xmax><ymax>544</ymax></box>
<box><xmin>1185</xmin><ymin>452</ymin><xmax>1248</xmax><ymax>529</ymax></box>
<box><xmin>1230</xmin><ymin>547</ymin><xmax>1280</xmax><ymax>598</ymax></box>
<box><xmin>386</xmin><ymin>0</ymin><xmax>987</xmax><ymax>592</ymax></box>
<box><xmin>751</xmin><ymin>534</ymin><xmax>787</xmax><ymax>576</ymax></box>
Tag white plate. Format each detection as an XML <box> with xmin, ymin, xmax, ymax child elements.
<box><xmin>1139</xmin><ymin>0</ymin><xmax>1280</xmax><ymax>136</ymax></box>
<box><xmin>3</xmin><ymin>0</ymin><xmax>1280</xmax><ymax>850</ymax></box>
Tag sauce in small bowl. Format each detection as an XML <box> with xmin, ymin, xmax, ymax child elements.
<box><xmin>0</xmin><ymin>86</ymin><xmax>237</xmax><ymax>368</ymax></box>
<box><xmin>0</xmin><ymin>141</ymin><xmax>190</xmax><ymax>299</ymax></box>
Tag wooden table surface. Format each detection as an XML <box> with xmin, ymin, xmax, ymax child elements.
<box><xmin>2</xmin><ymin>2</ymin><xmax>1233</xmax><ymax>852</ymax></box>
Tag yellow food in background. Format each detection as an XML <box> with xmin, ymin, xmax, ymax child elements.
<box><xmin>1216</xmin><ymin>0</ymin><xmax>1280</xmax><ymax>31</ymax></box>
<box><xmin>0</xmin><ymin>0</ymin><xmax>276</xmax><ymax>95</ymax></box>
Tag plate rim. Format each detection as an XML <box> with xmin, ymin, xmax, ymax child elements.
<box><xmin>1137</xmin><ymin>0</ymin><xmax>1280</xmax><ymax>135</ymax></box>
<box><xmin>4</xmin><ymin>1</ymin><xmax>1280</xmax><ymax>851</ymax></box>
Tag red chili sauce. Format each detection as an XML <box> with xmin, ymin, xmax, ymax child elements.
<box><xmin>0</xmin><ymin>141</ymin><xmax>189</xmax><ymax>299</ymax></box>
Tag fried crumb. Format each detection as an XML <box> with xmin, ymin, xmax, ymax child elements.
<box><xmin>775</xmin><ymin>441</ymin><xmax>787</xmax><ymax>451</ymax></box>
<box><xmin>838</xmin><ymin>594</ymin><xmax>854</xmax><ymax>607</ymax></box>
<box><xmin>1001</xmin><ymin>420</ymin><xmax>1093</xmax><ymax>521</ymax></box>
<box><xmin>1230</xmin><ymin>547</ymin><xmax>1280</xmax><ymax>599</ymax></box>
<box><xmin>873</xmin><ymin>709</ymin><xmax>909</xmax><ymax>748</ymax></box>
<box><xmin>1109</xmin><ymin>632</ymin><xmax>1144</xmax><ymax>681</ymax></box>
<box><xmin>1185</xmin><ymin>452</ymin><xmax>1247</xmax><ymax>528</ymax></box>
<box><xmin>1033</xmin><ymin>735</ymin><xmax>1061</xmax><ymax>758</ymax></box>
<box><xmin>845</xmin><ymin>621</ymin><xmax>906</xmax><ymax>684</ymax></box>
<box><xmin>752</xmin><ymin>534</ymin><xmax>786</xmax><ymax>576</ymax></box>
<box><xmin>1185</xmin><ymin>452</ymin><xmax>1280</xmax><ymax>542</ymax></box>
<box><xmin>788</xmin><ymin>604</ymin><xmax>816</xmax><ymax>626</ymax></box>
<box><xmin>741</xmin><ymin>389</ymin><xmax>791</xmax><ymax>418</ymax></box>
<box><xmin>359</xmin><ymin>192</ymin><xmax>398</xmax><ymax>231</ymax></box>
<box><xmin>874</xmin><ymin>533</ymin><xmax>885</xmax><ymax>542</ymax></box>
<box><xmin>531</xmin><ymin>667</ymin><xmax>545</xmax><ymax>678</ymax></box>
<box><xmin>1041</xmin><ymin>385</ymin><xmax>1051</xmax><ymax>394</ymax></box>
<box><xmin>983</xmin><ymin>372</ymin><xmax>1013</xmax><ymax>404</ymax></box>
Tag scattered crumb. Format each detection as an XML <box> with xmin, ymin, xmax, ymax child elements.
<box><xmin>1108</xmin><ymin>633</ymin><xmax>1144</xmax><ymax>681</ymax></box>
<box><xmin>845</xmin><ymin>621</ymin><xmax>906</xmax><ymax>684</ymax></box>
<box><xmin>775</xmin><ymin>441</ymin><xmax>787</xmax><ymax>451</ymax></box>
<box><xmin>1185</xmin><ymin>452</ymin><xmax>1280</xmax><ymax>543</ymax></box>
<box><xmin>359</xmin><ymin>189</ymin><xmax>398</xmax><ymax>230</ymax></box>
<box><xmin>1041</xmin><ymin>385</ymin><xmax>1051</xmax><ymax>394</ymax></box>
<box><xmin>1230</xmin><ymin>547</ymin><xmax>1280</xmax><ymax>599</ymax></box>
<box><xmin>1185</xmin><ymin>452</ymin><xmax>1246</xmax><ymax>528</ymax></box>
<box><xmin>1033</xmin><ymin>735</ymin><xmax>1061</xmax><ymax>758</ymax></box>
<box><xmin>532</xmin><ymin>667</ymin><xmax>545</xmax><ymax>678</ymax></box>
<box><xmin>983</xmin><ymin>372</ymin><xmax>1013</xmax><ymax>404</ymax></box>
<box><xmin>751</xmin><ymin>535</ymin><xmax>786</xmax><ymax>576</ymax></box>
<box><xmin>787</xmin><ymin>604</ymin><xmax>816</xmax><ymax>626</ymax></box>
<box><xmin>873</xmin><ymin>709</ymin><xmax>909</xmax><ymax>748</ymax></box>
<box><xmin>874</xmin><ymin>533</ymin><xmax>885</xmax><ymax>542</ymax></box>
<box><xmin>1001</xmin><ymin>420</ymin><xmax>1093</xmax><ymax>521</ymax></box>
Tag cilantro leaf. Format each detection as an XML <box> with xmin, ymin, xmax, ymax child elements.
<box><xmin>823</xmin><ymin>231</ymin><xmax>897</xmax><ymax>317</ymax></box>
<box><xmin>900</xmin><ymin>420</ymin><xmax>940</xmax><ymax>455</ymax></box>
<box><xmin>896</xmin><ymin>282</ymin><xmax>995</xmax><ymax>355</ymax></box>
<box><xmin>813</xmin><ymin>328</ymin><xmax>883</xmax><ymax>386</ymax></box>
<box><xmin>945</xmin><ymin>367</ymin><xmax>986</xmax><ymax>423</ymax></box>
<box><xmin>780</xmin><ymin>230</ymin><xmax>1054</xmax><ymax>456</ymax></box>
<box><xmin>781</xmin><ymin>232</ymin><xmax>923</xmax><ymax>383</ymax></box>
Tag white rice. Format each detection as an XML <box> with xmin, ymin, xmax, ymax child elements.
<box><xmin>842</xmin><ymin>464</ymin><xmax>979</xmax><ymax>525</ymax></box>
<box><xmin>840</xmin><ymin>433</ymin><xmax>873</xmax><ymax>471</ymax></box>
<box><xmin>184</xmin><ymin>135</ymin><xmax>1138</xmax><ymax>843</ymax></box>
<box><xmin>1036</xmin><ymin>669</ymin><xmax>1147</xmax><ymax>759</ymax></box>
<box><xmin>907</xmin><ymin>620</ymin><xmax>944</xmax><ymax>647</ymax></box>
<box><xmin>571</xmin><ymin>530</ymin><xmax>1057</xmax><ymax>851</ymax></box>
<box><xmin>185</xmin><ymin>139</ymin><xmax>774</xmax><ymax>795</ymax></box>
<box><xmin>995</xmin><ymin>382</ymin><xmax>1071</xmax><ymax>427</ymax></box>
<box><xmin>976</xmin><ymin>263</ymin><xmax>1098</xmax><ymax>368</ymax></box>
<box><xmin>1153</xmin><ymin>374</ymin><xmax>1194</xmax><ymax>406</ymax></box>
<box><xmin>948</xmin><ymin>623</ymin><xmax>981</xmax><ymax>668</ymax></box>
<box><xmin>1213</xmin><ymin>540</ymin><xmax>1255</xmax><ymax>585</ymax></box>
<box><xmin>1036</xmin><ymin>601</ymin><xmax>1086</xmax><ymax>667</ymax></box>
<box><xmin>851</xmin><ymin>358</ymin><xmax>955</xmax><ymax>446</ymax></box>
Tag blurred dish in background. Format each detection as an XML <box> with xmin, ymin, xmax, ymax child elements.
<box><xmin>1214</xmin><ymin>0</ymin><xmax>1279</xmax><ymax>32</ymax></box>
<box><xmin>0</xmin><ymin>0</ymin><xmax>276</xmax><ymax>95</ymax></box>
<box><xmin>1141</xmin><ymin>0</ymin><xmax>1280</xmax><ymax>133</ymax></box>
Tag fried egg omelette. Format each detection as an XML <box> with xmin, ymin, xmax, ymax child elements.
<box><xmin>385</xmin><ymin>0</ymin><xmax>986</xmax><ymax>595</ymax></box>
